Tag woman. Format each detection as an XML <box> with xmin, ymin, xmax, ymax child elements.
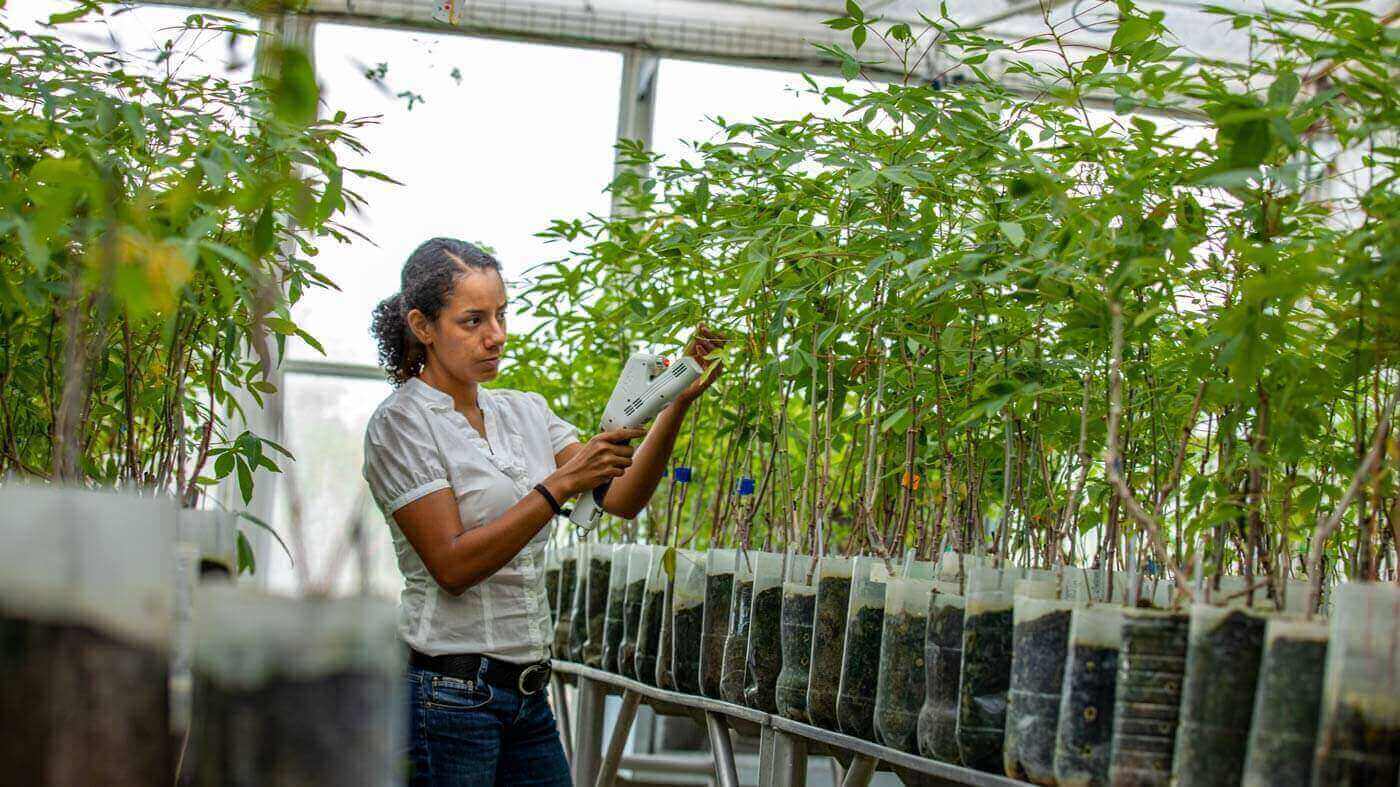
<box><xmin>362</xmin><ymin>237</ymin><xmax>722</xmax><ymax>786</ymax></box>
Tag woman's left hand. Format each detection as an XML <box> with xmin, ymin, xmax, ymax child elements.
<box><xmin>676</xmin><ymin>324</ymin><xmax>726</xmax><ymax>406</ymax></box>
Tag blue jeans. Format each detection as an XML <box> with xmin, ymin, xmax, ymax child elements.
<box><xmin>406</xmin><ymin>663</ymin><xmax>572</xmax><ymax>786</ymax></box>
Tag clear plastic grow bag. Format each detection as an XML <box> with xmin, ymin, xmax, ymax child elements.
<box><xmin>699</xmin><ymin>548</ymin><xmax>737</xmax><ymax>698</ymax></box>
<box><xmin>189</xmin><ymin>586</ymin><xmax>402</xmax><ymax>786</ymax></box>
<box><xmin>0</xmin><ymin>484</ymin><xmax>176</xmax><ymax>785</ymax></box>
<box><xmin>634</xmin><ymin>545</ymin><xmax>668</xmax><ymax>685</ymax></box>
<box><xmin>874</xmin><ymin>575</ymin><xmax>935</xmax><ymax>753</ymax></box>
<box><xmin>720</xmin><ymin>549</ymin><xmax>756</xmax><ymax>704</ymax></box>
<box><xmin>918</xmin><ymin>580</ymin><xmax>965</xmax><ymax>762</ymax></box>
<box><xmin>1312</xmin><ymin>582</ymin><xmax>1400</xmax><ymax>787</ymax></box>
<box><xmin>1054</xmin><ymin>605</ymin><xmax>1124</xmax><ymax>787</ymax></box>
<box><xmin>177</xmin><ymin>508</ymin><xmax>238</xmax><ymax>580</ymax></box>
<box><xmin>670</xmin><ymin>548</ymin><xmax>707</xmax><ymax>694</ymax></box>
<box><xmin>1107</xmin><ymin>606</ymin><xmax>1190</xmax><ymax>787</ymax></box>
<box><xmin>619</xmin><ymin>545</ymin><xmax>653</xmax><ymax>679</ymax></box>
<box><xmin>1172</xmin><ymin>603</ymin><xmax>1268</xmax><ymax>786</ymax></box>
<box><xmin>1004</xmin><ymin>574</ymin><xmax>1073</xmax><ymax>783</ymax></box>
<box><xmin>545</xmin><ymin>545</ymin><xmax>562</xmax><ymax>627</ymax></box>
<box><xmin>553</xmin><ymin>544</ymin><xmax>579</xmax><ymax>660</ymax></box>
<box><xmin>836</xmin><ymin>555</ymin><xmax>889</xmax><ymax>740</ymax></box>
<box><xmin>957</xmin><ymin>565</ymin><xmax>1021</xmax><ymax>772</ymax></box>
<box><xmin>776</xmin><ymin>555</ymin><xmax>817</xmax><ymax>722</ymax></box>
<box><xmin>743</xmin><ymin>551</ymin><xmax>785</xmax><ymax>712</ymax></box>
<box><xmin>567</xmin><ymin>541</ymin><xmax>591</xmax><ymax>662</ymax></box>
<box><xmin>602</xmin><ymin>544</ymin><xmax>632</xmax><ymax>673</ymax></box>
<box><xmin>654</xmin><ymin>574</ymin><xmax>677</xmax><ymax>690</ymax></box>
<box><xmin>807</xmin><ymin>555</ymin><xmax>853</xmax><ymax>730</ymax></box>
<box><xmin>581</xmin><ymin>542</ymin><xmax>615</xmax><ymax>668</ymax></box>
<box><xmin>1241</xmin><ymin>617</ymin><xmax>1328</xmax><ymax>787</ymax></box>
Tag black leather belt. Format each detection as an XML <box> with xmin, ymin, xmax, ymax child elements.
<box><xmin>409</xmin><ymin>649</ymin><xmax>552</xmax><ymax>696</ymax></box>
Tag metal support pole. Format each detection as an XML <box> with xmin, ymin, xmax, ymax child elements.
<box><xmin>551</xmin><ymin>673</ymin><xmax>573</xmax><ymax>764</ymax></box>
<box><xmin>572</xmin><ymin>676</ymin><xmax>606</xmax><ymax>787</ymax></box>
<box><xmin>704</xmin><ymin>712</ymin><xmax>741</xmax><ymax>787</ymax></box>
<box><xmin>594</xmin><ymin>691</ymin><xmax>642</xmax><ymax>787</ymax></box>
<box><xmin>771</xmin><ymin>729</ymin><xmax>808</xmax><ymax>787</ymax></box>
<box><xmin>841</xmin><ymin>754</ymin><xmax>878</xmax><ymax>787</ymax></box>
<box><xmin>757</xmin><ymin>725</ymin><xmax>777</xmax><ymax>787</ymax></box>
<box><xmin>609</xmin><ymin>48</ymin><xmax>659</xmax><ymax>218</ymax></box>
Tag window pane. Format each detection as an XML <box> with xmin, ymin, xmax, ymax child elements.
<box><xmin>2</xmin><ymin>0</ymin><xmax>258</xmax><ymax>80</ymax></box>
<box><xmin>652</xmin><ymin>58</ymin><xmax>843</xmax><ymax>164</ymax></box>
<box><xmin>264</xmin><ymin>373</ymin><xmax>396</xmax><ymax>597</ymax></box>
<box><xmin>291</xmin><ymin>26</ymin><xmax>623</xmax><ymax>366</ymax></box>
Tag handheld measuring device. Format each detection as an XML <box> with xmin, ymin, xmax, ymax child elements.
<box><xmin>569</xmin><ymin>352</ymin><xmax>703</xmax><ymax>531</ymax></box>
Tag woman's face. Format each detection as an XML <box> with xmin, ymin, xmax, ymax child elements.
<box><xmin>412</xmin><ymin>269</ymin><xmax>508</xmax><ymax>385</ymax></box>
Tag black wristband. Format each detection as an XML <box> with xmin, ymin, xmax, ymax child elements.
<box><xmin>534</xmin><ymin>483</ymin><xmax>566</xmax><ymax>516</ymax></box>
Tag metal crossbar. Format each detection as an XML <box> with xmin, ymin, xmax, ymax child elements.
<box><xmin>552</xmin><ymin>660</ymin><xmax>1031</xmax><ymax>787</ymax></box>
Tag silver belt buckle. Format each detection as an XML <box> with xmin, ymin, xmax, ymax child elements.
<box><xmin>518</xmin><ymin>662</ymin><xmax>551</xmax><ymax>695</ymax></box>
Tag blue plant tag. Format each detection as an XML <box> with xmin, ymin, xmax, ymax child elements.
<box><xmin>673</xmin><ymin>466</ymin><xmax>692</xmax><ymax>483</ymax></box>
<box><xmin>737</xmin><ymin>477</ymin><xmax>755</xmax><ymax>496</ymax></box>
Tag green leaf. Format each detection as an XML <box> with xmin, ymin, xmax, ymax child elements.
<box><xmin>1111</xmin><ymin>17</ymin><xmax>1155</xmax><ymax>51</ymax></box>
<box><xmin>661</xmin><ymin>546</ymin><xmax>677</xmax><ymax>579</ymax></box>
<box><xmin>316</xmin><ymin>167</ymin><xmax>343</xmax><ymax>225</ymax></box>
<box><xmin>214</xmin><ymin>451</ymin><xmax>235</xmax><ymax>478</ymax></box>
<box><xmin>1225</xmin><ymin>118</ymin><xmax>1273</xmax><ymax>170</ymax></box>
<box><xmin>236</xmin><ymin>458</ymin><xmax>254</xmax><ymax>504</ymax></box>
<box><xmin>848</xmin><ymin>168</ymin><xmax>878</xmax><ymax>190</ymax></box>
<box><xmin>237</xmin><ymin>510</ymin><xmax>294</xmax><ymax>566</ymax></box>
<box><xmin>999</xmin><ymin>221</ymin><xmax>1025</xmax><ymax>246</ymax></box>
<box><xmin>253</xmin><ymin>203</ymin><xmax>275</xmax><ymax>257</ymax></box>
<box><xmin>269</xmin><ymin>44</ymin><xmax>319</xmax><ymax>127</ymax></box>
<box><xmin>48</xmin><ymin>2</ymin><xmax>95</xmax><ymax>24</ymax></box>
<box><xmin>236</xmin><ymin>530</ymin><xmax>256</xmax><ymax>575</ymax></box>
<box><xmin>880</xmin><ymin>167</ymin><xmax>917</xmax><ymax>187</ymax></box>
<box><xmin>852</xmin><ymin>25</ymin><xmax>867</xmax><ymax>49</ymax></box>
<box><xmin>120</xmin><ymin>104</ymin><xmax>146</xmax><ymax>146</ymax></box>
<box><xmin>845</xmin><ymin>0</ymin><xmax>863</xmax><ymax>21</ymax></box>
<box><xmin>1268</xmin><ymin>72</ymin><xmax>1300</xmax><ymax>107</ymax></box>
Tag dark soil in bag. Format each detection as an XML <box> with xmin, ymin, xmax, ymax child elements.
<box><xmin>1311</xmin><ymin>583</ymin><xmax>1400</xmax><ymax>787</ymax></box>
<box><xmin>1312</xmin><ymin>701</ymin><xmax>1400</xmax><ymax>787</ymax></box>
<box><xmin>1173</xmin><ymin>607</ymin><xmax>1266</xmax><ymax>787</ymax></box>
<box><xmin>720</xmin><ymin>578</ymin><xmax>754</xmax><ymax>704</ymax></box>
<box><xmin>918</xmin><ymin>595</ymin><xmax>966</xmax><ymax>763</ymax></box>
<box><xmin>546</xmin><ymin>566</ymin><xmax>561</xmax><ymax>625</ymax></box>
<box><xmin>655</xmin><ymin>580</ymin><xmax>677</xmax><ymax>690</ymax></box>
<box><xmin>808</xmin><ymin>575</ymin><xmax>851</xmax><ymax>729</ymax></box>
<box><xmin>699</xmin><ymin>571</ymin><xmax>734</xmax><ymax>698</ymax></box>
<box><xmin>635</xmin><ymin>586</ymin><xmax>666</xmax><ymax>685</ymax></box>
<box><xmin>745</xmin><ymin>584</ymin><xmax>784</xmax><ymax>713</ymax></box>
<box><xmin>581</xmin><ymin>555</ymin><xmax>612</xmax><ymax>668</ymax></box>
<box><xmin>567</xmin><ymin>568</ymin><xmax>589</xmax><ymax>662</ymax></box>
<box><xmin>602</xmin><ymin>579</ymin><xmax>627</xmax><ymax>673</ymax></box>
<box><xmin>1108</xmin><ymin>608</ymin><xmax>1189</xmax><ymax>787</ymax></box>
<box><xmin>0</xmin><ymin>617</ymin><xmax>171</xmax><ymax>786</ymax></box>
<box><xmin>1242</xmin><ymin>624</ymin><xmax>1327</xmax><ymax>787</ymax></box>
<box><xmin>874</xmin><ymin>610</ymin><xmax>928</xmax><ymax>753</ymax></box>
<box><xmin>1055</xmin><ymin>633</ymin><xmax>1121</xmax><ymax>786</ymax></box>
<box><xmin>553</xmin><ymin>556</ymin><xmax>578</xmax><ymax>659</ymax></box>
<box><xmin>673</xmin><ymin>600</ymin><xmax>705</xmax><ymax>695</ymax></box>
<box><xmin>1005</xmin><ymin>607</ymin><xmax>1072</xmax><ymax>783</ymax></box>
<box><xmin>619</xmin><ymin>578</ymin><xmax>647</xmax><ymax>679</ymax></box>
<box><xmin>776</xmin><ymin>588</ymin><xmax>816</xmax><ymax>722</ymax></box>
<box><xmin>837</xmin><ymin>603</ymin><xmax>885</xmax><ymax>740</ymax></box>
<box><xmin>957</xmin><ymin>607</ymin><xmax>1013</xmax><ymax>771</ymax></box>
<box><xmin>191</xmin><ymin>668</ymin><xmax>395</xmax><ymax>786</ymax></box>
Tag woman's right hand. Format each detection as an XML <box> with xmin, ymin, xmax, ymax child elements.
<box><xmin>549</xmin><ymin>427</ymin><xmax>646</xmax><ymax>498</ymax></box>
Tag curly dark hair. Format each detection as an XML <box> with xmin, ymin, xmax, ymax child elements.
<box><xmin>371</xmin><ymin>237</ymin><xmax>503</xmax><ymax>386</ymax></box>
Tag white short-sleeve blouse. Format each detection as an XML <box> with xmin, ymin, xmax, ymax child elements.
<box><xmin>362</xmin><ymin>377</ymin><xmax>578</xmax><ymax>662</ymax></box>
